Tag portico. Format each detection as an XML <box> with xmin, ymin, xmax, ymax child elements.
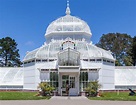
<box><xmin>58</xmin><ymin>66</ymin><xmax>80</xmax><ymax>96</ymax></box>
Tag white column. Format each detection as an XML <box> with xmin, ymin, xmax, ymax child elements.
<box><xmin>58</xmin><ymin>73</ymin><xmax>61</xmax><ymax>95</ymax></box>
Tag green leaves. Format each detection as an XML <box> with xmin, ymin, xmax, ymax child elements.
<box><xmin>0</xmin><ymin>37</ymin><xmax>22</xmax><ymax>67</ymax></box>
<box><xmin>131</xmin><ymin>36</ymin><xmax>136</xmax><ymax>66</ymax></box>
<box><xmin>38</xmin><ymin>82</ymin><xmax>55</xmax><ymax>96</ymax></box>
<box><xmin>96</xmin><ymin>33</ymin><xmax>133</xmax><ymax>66</ymax></box>
<box><xmin>85</xmin><ymin>81</ymin><xmax>101</xmax><ymax>97</ymax></box>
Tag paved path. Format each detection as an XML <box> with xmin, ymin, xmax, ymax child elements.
<box><xmin>0</xmin><ymin>96</ymin><xmax>136</xmax><ymax>105</ymax></box>
<box><xmin>50</xmin><ymin>96</ymin><xmax>88</xmax><ymax>100</ymax></box>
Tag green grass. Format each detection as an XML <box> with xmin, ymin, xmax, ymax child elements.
<box><xmin>0</xmin><ymin>91</ymin><xmax>51</xmax><ymax>100</ymax></box>
<box><xmin>88</xmin><ymin>92</ymin><xmax>136</xmax><ymax>101</ymax></box>
<box><xmin>1</xmin><ymin>91</ymin><xmax>136</xmax><ymax>101</ymax></box>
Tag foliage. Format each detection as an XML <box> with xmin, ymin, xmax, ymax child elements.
<box><xmin>85</xmin><ymin>81</ymin><xmax>101</xmax><ymax>97</ymax></box>
<box><xmin>88</xmin><ymin>92</ymin><xmax>136</xmax><ymax>101</ymax></box>
<box><xmin>0</xmin><ymin>92</ymin><xmax>50</xmax><ymax>100</ymax></box>
<box><xmin>131</xmin><ymin>36</ymin><xmax>136</xmax><ymax>66</ymax></box>
<box><xmin>38</xmin><ymin>82</ymin><xmax>55</xmax><ymax>96</ymax></box>
<box><xmin>96</xmin><ymin>33</ymin><xmax>133</xmax><ymax>66</ymax></box>
<box><xmin>0</xmin><ymin>37</ymin><xmax>22</xmax><ymax>67</ymax></box>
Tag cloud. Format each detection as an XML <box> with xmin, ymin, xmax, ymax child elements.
<box><xmin>25</xmin><ymin>41</ymin><xmax>35</xmax><ymax>46</ymax></box>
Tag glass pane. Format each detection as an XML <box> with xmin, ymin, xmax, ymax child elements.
<box><xmin>62</xmin><ymin>75</ymin><xmax>69</xmax><ymax>79</ymax></box>
<box><xmin>53</xmin><ymin>72</ymin><xmax>56</xmax><ymax>81</ymax></box>
<box><xmin>86</xmin><ymin>72</ymin><xmax>88</xmax><ymax>81</ymax></box>
<box><xmin>50</xmin><ymin>72</ymin><xmax>53</xmax><ymax>81</ymax></box>
<box><xmin>62</xmin><ymin>81</ymin><xmax>66</xmax><ymax>88</ymax></box>
<box><xmin>70</xmin><ymin>77</ymin><xmax>75</xmax><ymax>88</ymax></box>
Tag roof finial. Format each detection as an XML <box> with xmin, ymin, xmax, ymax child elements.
<box><xmin>66</xmin><ymin>0</ymin><xmax>71</xmax><ymax>15</ymax></box>
<box><xmin>67</xmin><ymin>0</ymin><xmax>69</xmax><ymax>7</ymax></box>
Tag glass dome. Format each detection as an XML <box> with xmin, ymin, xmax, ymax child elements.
<box><xmin>45</xmin><ymin>3</ymin><xmax>92</xmax><ymax>37</ymax></box>
<box><xmin>45</xmin><ymin>15</ymin><xmax>92</xmax><ymax>36</ymax></box>
<box><xmin>23</xmin><ymin>38</ymin><xmax>114</xmax><ymax>62</ymax></box>
<box><xmin>23</xmin><ymin>4</ymin><xmax>114</xmax><ymax>62</ymax></box>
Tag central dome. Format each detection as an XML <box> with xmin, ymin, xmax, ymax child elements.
<box><xmin>45</xmin><ymin>1</ymin><xmax>92</xmax><ymax>43</ymax></box>
<box><xmin>45</xmin><ymin>15</ymin><xmax>92</xmax><ymax>36</ymax></box>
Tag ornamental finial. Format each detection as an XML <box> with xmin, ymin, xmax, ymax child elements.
<box><xmin>67</xmin><ymin>0</ymin><xmax>69</xmax><ymax>7</ymax></box>
<box><xmin>66</xmin><ymin>0</ymin><xmax>71</xmax><ymax>15</ymax></box>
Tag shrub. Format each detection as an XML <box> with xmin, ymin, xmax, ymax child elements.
<box><xmin>38</xmin><ymin>82</ymin><xmax>55</xmax><ymax>96</ymax></box>
<box><xmin>85</xmin><ymin>81</ymin><xmax>101</xmax><ymax>97</ymax></box>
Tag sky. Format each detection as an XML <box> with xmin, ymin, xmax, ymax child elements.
<box><xmin>0</xmin><ymin>0</ymin><xmax>136</xmax><ymax>60</ymax></box>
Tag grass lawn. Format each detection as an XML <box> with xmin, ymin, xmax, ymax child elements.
<box><xmin>88</xmin><ymin>92</ymin><xmax>136</xmax><ymax>101</ymax></box>
<box><xmin>0</xmin><ymin>91</ymin><xmax>51</xmax><ymax>100</ymax></box>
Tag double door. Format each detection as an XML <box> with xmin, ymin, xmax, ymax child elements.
<box><xmin>61</xmin><ymin>75</ymin><xmax>78</xmax><ymax>96</ymax></box>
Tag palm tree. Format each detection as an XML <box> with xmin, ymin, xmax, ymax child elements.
<box><xmin>85</xmin><ymin>81</ymin><xmax>101</xmax><ymax>97</ymax></box>
<box><xmin>38</xmin><ymin>82</ymin><xmax>55</xmax><ymax>96</ymax></box>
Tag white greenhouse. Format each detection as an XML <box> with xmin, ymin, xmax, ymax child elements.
<box><xmin>0</xmin><ymin>67</ymin><xmax>23</xmax><ymax>89</ymax></box>
<box><xmin>0</xmin><ymin>1</ymin><xmax>136</xmax><ymax>96</ymax></box>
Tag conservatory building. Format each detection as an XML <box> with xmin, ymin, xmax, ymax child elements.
<box><xmin>22</xmin><ymin>4</ymin><xmax>115</xmax><ymax>96</ymax></box>
<box><xmin>1</xmin><ymin>2</ymin><xmax>136</xmax><ymax>96</ymax></box>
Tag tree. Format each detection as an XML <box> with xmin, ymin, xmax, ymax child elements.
<box><xmin>0</xmin><ymin>37</ymin><xmax>22</xmax><ymax>67</ymax></box>
<box><xmin>96</xmin><ymin>33</ymin><xmax>133</xmax><ymax>66</ymax></box>
<box><xmin>131</xmin><ymin>36</ymin><xmax>136</xmax><ymax>66</ymax></box>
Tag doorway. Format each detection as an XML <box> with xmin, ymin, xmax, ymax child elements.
<box><xmin>61</xmin><ymin>75</ymin><xmax>69</xmax><ymax>96</ymax></box>
<box><xmin>61</xmin><ymin>75</ymin><xmax>78</xmax><ymax>96</ymax></box>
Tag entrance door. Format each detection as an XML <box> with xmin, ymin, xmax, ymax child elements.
<box><xmin>61</xmin><ymin>75</ymin><xmax>78</xmax><ymax>96</ymax></box>
<box><xmin>61</xmin><ymin>75</ymin><xmax>69</xmax><ymax>96</ymax></box>
<box><xmin>69</xmin><ymin>76</ymin><xmax>77</xmax><ymax>96</ymax></box>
